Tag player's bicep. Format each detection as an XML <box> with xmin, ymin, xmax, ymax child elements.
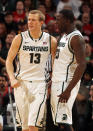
<box><xmin>71</xmin><ymin>35</ymin><xmax>86</xmax><ymax>64</ymax></box>
<box><xmin>51</xmin><ymin>36</ymin><xmax>57</xmax><ymax>58</ymax></box>
<box><xmin>51</xmin><ymin>36</ymin><xmax>57</xmax><ymax>67</ymax></box>
<box><xmin>7</xmin><ymin>34</ymin><xmax>22</xmax><ymax>62</ymax></box>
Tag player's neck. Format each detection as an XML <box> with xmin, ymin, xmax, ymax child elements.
<box><xmin>29</xmin><ymin>30</ymin><xmax>42</xmax><ymax>39</ymax></box>
<box><xmin>66</xmin><ymin>25</ymin><xmax>75</xmax><ymax>34</ymax></box>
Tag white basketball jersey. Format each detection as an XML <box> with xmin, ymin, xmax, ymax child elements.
<box><xmin>16</xmin><ymin>31</ymin><xmax>51</xmax><ymax>81</ymax></box>
<box><xmin>52</xmin><ymin>30</ymin><xmax>83</xmax><ymax>82</ymax></box>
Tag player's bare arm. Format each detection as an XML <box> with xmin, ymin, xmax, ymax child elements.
<box><xmin>47</xmin><ymin>36</ymin><xmax>57</xmax><ymax>95</ymax></box>
<box><xmin>0</xmin><ymin>57</ymin><xmax>5</xmax><ymax>65</ymax></box>
<box><xmin>6</xmin><ymin>34</ymin><xmax>22</xmax><ymax>88</ymax></box>
<box><xmin>51</xmin><ymin>36</ymin><xmax>57</xmax><ymax>67</ymax></box>
<box><xmin>58</xmin><ymin>35</ymin><xmax>86</xmax><ymax>102</ymax></box>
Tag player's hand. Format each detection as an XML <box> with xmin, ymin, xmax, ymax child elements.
<box><xmin>0</xmin><ymin>124</ymin><xmax>3</xmax><ymax>131</ymax></box>
<box><xmin>10</xmin><ymin>79</ymin><xmax>20</xmax><ymax>88</ymax></box>
<box><xmin>58</xmin><ymin>89</ymin><xmax>71</xmax><ymax>103</ymax></box>
<box><xmin>47</xmin><ymin>80</ymin><xmax>52</xmax><ymax>88</ymax></box>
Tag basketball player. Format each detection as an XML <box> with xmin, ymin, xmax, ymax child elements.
<box><xmin>51</xmin><ymin>9</ymin><xmax>86</xmax><ymax>131</ymax></box>
<box><xmin>6</xmin><ymin>10</ymin><xmax>57</xmax><ymax>131</ymax></box>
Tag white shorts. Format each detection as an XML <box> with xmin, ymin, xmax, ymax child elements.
<box><xmin>14</xmin><ymin>80</ymin><xmax>47</xmax><ymax>130</ymax></box>
<box><xmin>51</xmin><ymin>80</ymin><xmax>80</xmax><ymax>125</ymax></box>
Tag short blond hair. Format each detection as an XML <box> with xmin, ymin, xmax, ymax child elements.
<box><xmin>29</xmin><ymin>10</ymin><xmax>45</xmax><ymax>21</ymax></box>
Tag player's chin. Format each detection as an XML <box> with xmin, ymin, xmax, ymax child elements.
<box><xmin>29</xmin><ymin>27</ymin><xmax>35</xmax><ymax>31</ymax></box>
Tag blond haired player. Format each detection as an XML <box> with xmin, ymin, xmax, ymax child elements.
<box><xmin>6</xmin><ymin>10</ymin><xmax>57</xmax><ymax>131</ymax></box>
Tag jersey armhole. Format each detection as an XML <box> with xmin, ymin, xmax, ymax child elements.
<box><xmin>49</xmin><ymin>35</ymin><xmax>51</xmax><ymax>54</ymax></box>
<box><xmin>49</xmin><ymin>35</ymin><xmax>52</xmax><ymax>72</ymax></box>
<box><xmin>18</xmin><ymin>33</ymin><xmax>23</xmax><ymax>52</ymax></box>
<box><xmin>68</xmin><ymin>33</ymin><xmax>82</xmax><ymax>53</ymax></box>
<box><xmin>68</xmin><ymin>35</ymin><xmax>74</xmax><ymax>53</ymax></box>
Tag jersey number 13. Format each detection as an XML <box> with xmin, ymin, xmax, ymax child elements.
<box><xmin>30</xmin><ymin>53</ymin><xmax>41</xmax><ymax>64</ymax></box>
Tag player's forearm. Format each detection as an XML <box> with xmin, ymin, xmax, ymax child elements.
<box><xmin>6</xmin><ymin>59</ymin><xmax>15</xmax><ymax>81</ymax></box>
<box><xmin>67</xmin><ymin>62</ymin><xmax>86</xmax><ymax>92</ymax></box>
<box><xmin>0</xmin><ymin>57</ymin><xmax>5</xmax><ymax>65</ymax></box>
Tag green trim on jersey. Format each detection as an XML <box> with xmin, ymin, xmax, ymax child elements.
<box><xmin>15</xmin><ymin>34</ymin><xmax>23</xmax><ymax>78</ymax></box>
<box><xmin>16</xmin><ymin>104</ymin><xmax>22</xmax><ymax>126</ymax></box>
<box><xmin>68</xmin><ymin>33</ymin><xmax>83</xmax><ymax>53</ymax></box>
<box><xmin>55</xmin><ymin>81</ymin><xmax>64</xmax><ymax>124</ymax></box>
<box><xmin>49</xmin><ymin>35</ymin><xmax>51</xmax><ymax>54</ymax></box>
<box><xmin>35</xmin><ymin>85</ymin><xmax>47</xmax><ymax>127</ymax></box>
<box><xmin>18</xmin><ymin>33</ymin><xmax>23</xmax><ymax>51</ymax></box>
<box><xmin>65</xmin><ymin>53</ymin><xmax>74</xmax><ymax>82</ymax></box>
<box><xmin>28</xmin><ymin>30</ymin><xmax>43</xmax><ymax>41</ymax></box>
<box><xmin>49</xmin><ymin>35</ymin><xmax>52</xmax><ymax>72</ymax></box>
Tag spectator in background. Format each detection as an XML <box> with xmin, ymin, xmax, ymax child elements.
<box><xmin>81</xmin><ymin>12</ymin><xmax>93</xmax><ymax>47</ymax></box>
<box><xmin>12</xmin><ymin>0</ymin><xmax>26</xmax><ymax>23</ymax></box>
<box><xmin>56</xmin><ymin>0</ymin><xmax>70</xmax><ymax>13</ymax></box>
<box><xmin>38</xmin><ymin>3</ymin><xmax>54</xmax><ymax>26</ymax></box>
<box><xmin>46</xmin><ymin>20</ymin><xmax>59</xmax><ymax>37</ymax></box>
<box><xmin>90</xmin><ymin>0</ymin><xmax>93</xmax><ymax>15</ymax></box>
<box><xmin>0</xmin><ymin>0</ymin><xmax>13</xmax><ymax>14</ymax></box>
<box><xmin>76</xmin><ymin>83</ymin><xmax>89</xmax><ymax>131</ymax></box>
<box><xmin>0</xmin><ymin>22</ymin><xmax>7</xmax><ymax>46</ymax></box>
<box><xmin>1</xmin><ymin>67</ymin><xmax>10</xmax><ymax>85</ymax></box>
<box><xmin>0</xmin><ymin>33</ymin><xmax>15</xmax><ymax>63</ymax></box>
<box><xmin>0</xmin><ymin>0</ymin><xmax>17</xmax><ymax>13</ymax></box>
<box><xmin>4</xmin><ymin>12</ymin><xmax>18</xmax><ymax>33</ymax></box>
<box><xmin>85</xmin><ymin>80</ymin><xmax>93</xmax><ymax>131</ymax></box>
<box><xmin>78</xmin><ymin>2</ymin><xmax>93</xmax><ymax>24</ymax></box>
<box><xmin>0</xmin><ymin>33</ymin><xmax>15</xmax><ymax>73</ymax></box>
<box><xmin>80</xmin><ymin>42</ymin><xmax>93</xmax><ymax>87</ymax></box>
<box><xmin>3</xmin><ymin>103</ymin><xmax>16</xmax><ymax>131</ymax></box>
<box><xmin>69</xmin><ymin>0</ymin><xmax>82</xmax><ymax>19</ymax></box>
<box><xmin>24</xmin><ymin>0</ymin><xmax>34</xmax><ymax>17</ymax></box>
<box><xmin>56</xmin><ymin>0</ymin><xmax>82</xmax><ymax>19</ymax></box>
<box><xmin>0</xmin><ymin>74</ymin><xmax>12</xmax><ymax>115</ymax></box>
<box><xmin>0</xmin><ymin>40</ymin><xmax>5</xmax><ymax>72</ymax></box>
<box><xmin>63</xmin><ymin>4</ymin><xmax>72</xmax><ymax>11</ymax></box>
<box><xmin>17</xmin><ymin>19</ymin><xmax>28</xmax><ymax>33</ymax></box>
<box><xmin>74</xmin><ymin>20</ymin><xmax>83</xmax><ymax>33</ymax></box>
<box><xmin>0</xmin><ymin>22</ymin><xmax>7</xmax><ymax>70</ymax></box>
<box><xmin>85</xmin><ymin>43</ymin><xmax>92</xmax><ymax>62</ymax></box>
<box><xmin>53</xmin><ymin>0</ymin><xmax>60</xmax><ymax>6</ymax></box>
<box><xmin>44</xmin><ymin>0</ymin><xmax>56</xmax><ymax>17</ymax></box>
<box><xmin>0</xmin><ymin>73</ymin><xmax>14</xmax><ymax>130</ymax></box>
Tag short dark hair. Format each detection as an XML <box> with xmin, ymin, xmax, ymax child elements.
<box><xmin>60</xmin><ymin>9</ymin><xmax>75</xmax><ymax>23</ymax></box>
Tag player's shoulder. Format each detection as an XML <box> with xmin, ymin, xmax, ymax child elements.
<box><xmin>12</xmin><ymin>33</ymin><xmax>22</xmax><ymax>46</ymax></box>
<box><xmin>13</xmin><ymin>33</ymin><xmax>21</xmax><ymax>41</ymax></box>
<box><xmin>68</xmin><ymin>29</ymin><xmax>83</xmax><ymax>42</ymax></box>
<box><xmin>21</xmin><ymin>30</ymin><xmax>28</xmax><ymax>34</ymax></box>
<box><xmin>71</xmin><ymin>29</ymin><xmax>83</xmax><ymax>37</ymax></box>
<box><xmin>43</xmin><ymin>32</ymin><xmax>57</xmax><ymax>43</ymax></box>
<box><xmin>20</xmin><ymin>30</ymin><xmax>30</xmax><ymax>39</ymax></box>
<box><xmin>70</xmin><ymin>30</ymin><xmax>85</xmax><ymax>46</ymax></box>
<box><xmin>43</xmin><ymin>31</ymin><xmax>50</xmax><ymax>37</ymax></box>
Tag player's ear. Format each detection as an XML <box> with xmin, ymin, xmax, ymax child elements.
<box><xmin>41</xmin><ymin>21</ymin><xmax>44</xmax><ymax>24</ymax></box>
<box><xmin>40</xmin><ymin>21</ymin><xmax>44</xmax><ymax>26</ymax></box>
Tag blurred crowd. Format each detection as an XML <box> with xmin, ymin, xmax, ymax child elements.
<box><xmin>0</xmin><ymin>0</ymin><xmax>93</xmax><ymax>131</ymax></box>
